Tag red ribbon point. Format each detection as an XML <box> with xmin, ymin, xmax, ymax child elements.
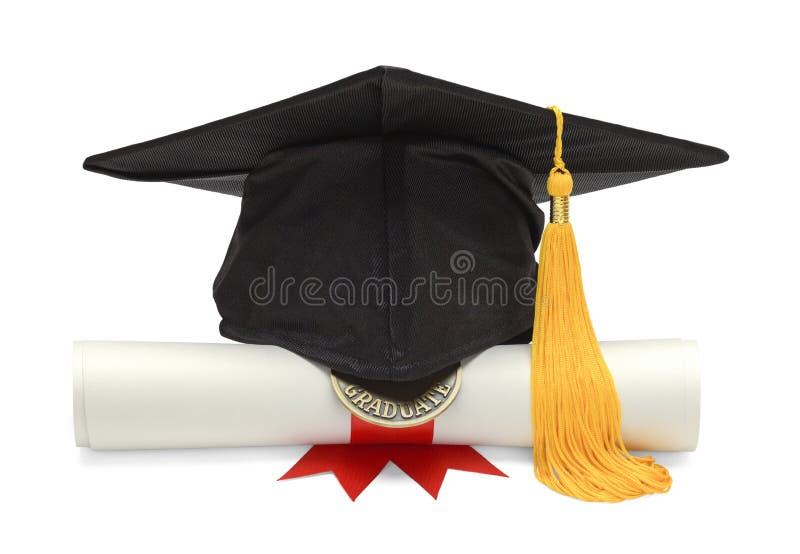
<box><xmin>280</xmin><ymin>416</ymin><xmax>506</xmax><ymax>500</ymax></box>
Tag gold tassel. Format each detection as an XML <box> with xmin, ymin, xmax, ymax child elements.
<box><xmin>530</xmin><ymin>106</ymin><xmax>672</xmax><ymax>501</ymax></box>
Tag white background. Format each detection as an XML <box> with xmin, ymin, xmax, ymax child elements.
<box><xmin>2</xmin><ymin>1</ymin><xmax>798</xmax><ymax>551</ymax></box>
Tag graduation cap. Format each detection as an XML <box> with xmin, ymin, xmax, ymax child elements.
<box><xmin>84</xmin><ymin>66</ymin><xmax>727</xmax><ymax>501</ymax></box>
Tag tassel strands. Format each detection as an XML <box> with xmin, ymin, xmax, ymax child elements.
<box><xmin>529</xmin><ymin>106</ymin><xmax>672</xmax><ymax>501</ymax></box>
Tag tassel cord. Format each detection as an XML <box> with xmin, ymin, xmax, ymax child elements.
<box><xmin>530</xmin><ymin>107</ymin><xmax>672</xmax><ymax>501</ymax></box>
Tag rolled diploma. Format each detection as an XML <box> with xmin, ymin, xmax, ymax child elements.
<box><xmin>73</xmin><ymin>339</ymin><xmax>699</xmax><ymax>451</ymax></box>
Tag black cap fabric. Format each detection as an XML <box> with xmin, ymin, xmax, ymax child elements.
<box><xmin>84</xmin><ymin>66</ymin><xmax>728</xmax><ymax>383</ymax></box>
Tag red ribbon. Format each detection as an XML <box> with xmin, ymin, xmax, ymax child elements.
<box><xmin>279</xmin><ymin>415</ymin><xmax>506</xmax><ymax>500</ymax></box>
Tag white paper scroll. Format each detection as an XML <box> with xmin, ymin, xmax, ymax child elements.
<box><xmin>73</xmin><ymin>339</ymin><xmax>700</xmax><ymax>451</ymax></box>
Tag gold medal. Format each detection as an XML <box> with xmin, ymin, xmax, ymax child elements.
<box><xmin>331</xmin><ymin>368</ymin><xmax>461</xmax><ymax>428</ymax></box>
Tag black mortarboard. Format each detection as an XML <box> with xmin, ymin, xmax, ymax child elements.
<box><xmin>84</xmin><ymin>66</ymin><xmax>726</xmax><ymax>384</ymax></box>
